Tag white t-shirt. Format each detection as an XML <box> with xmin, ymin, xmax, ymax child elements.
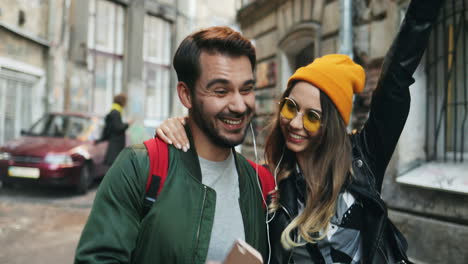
<box><xmin>199</xmin><ymin>152</ymin><xmax>245</xmax><ymax>262</ymax></box>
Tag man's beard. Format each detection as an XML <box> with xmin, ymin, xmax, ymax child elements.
<box><xmin>191</xmin><ymin>100</ymin><xmax>253</xmax><ymax>148</ymax></box>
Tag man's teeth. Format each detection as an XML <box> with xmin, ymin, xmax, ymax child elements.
<box><xmin>290</xmin><ymin>133</ymin><xmax>305</xmax><ymax>139</ymax></box>
<box><xmin>222</xmin><ymin>119</ymin><xmax>241</xmax><ymax>125</ymax></box>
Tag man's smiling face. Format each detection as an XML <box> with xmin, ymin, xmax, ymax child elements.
<box><xmin>190</xmin><ymin>51</ymin><xmax>255</xmax><ymax>148</ymax></box>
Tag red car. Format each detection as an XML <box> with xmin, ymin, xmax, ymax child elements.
<box><xmin>0</xmin><ymin>112</ymin><xmax>109</xmax><ymax>194</ymax></box>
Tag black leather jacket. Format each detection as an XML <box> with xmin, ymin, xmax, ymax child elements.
<box><xmin>269</xmin><ymin>0</ymin><xmax>443</xmax><ymax>263</ymax></box>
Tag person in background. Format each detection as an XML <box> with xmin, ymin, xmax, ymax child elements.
<box><xmin>99</xmin><ymin>93</ymin><xmax>131</xmax><ymax>166</ymax></box>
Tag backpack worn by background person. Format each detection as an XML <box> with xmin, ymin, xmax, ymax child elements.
<box><xmin>142</xmin><ymin>137</ymin><xmax>275</xmax><ymax>217</ymax></box>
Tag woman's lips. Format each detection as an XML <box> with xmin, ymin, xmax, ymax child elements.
<box><xmin>287</xmin><ymin>132</ymin><xmax>307</xmax><ymax>144</ymax></box>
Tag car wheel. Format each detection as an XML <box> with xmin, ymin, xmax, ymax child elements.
<box><xmin>1</xmin><ymin>180</ymin><xmax>13</xmax><ymax>189</ymax></box>
<box><xmin>76</xmin><ymin>163</ymin><xmax>93</xmax><ymax>194</ymax></box>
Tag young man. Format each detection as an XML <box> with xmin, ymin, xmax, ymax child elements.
<box><xmin>74</xmin><ymin>27</ymin><xmax>272</xmax><ymax>264</ymax></box>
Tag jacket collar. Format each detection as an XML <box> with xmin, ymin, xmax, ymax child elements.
<box><xmin>178</xmin><ymin>124</ymin><xmax>244</xmax><ymax>184</ymax></box>
<box><xmin>111</xmin><ymin>103</ymin><xmax>123</xmax><ymax>113</ymax></box>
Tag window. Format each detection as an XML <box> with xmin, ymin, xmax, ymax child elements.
<box><xmin>295</xmin><ymin>43</ymin><xmax>315</xmax><ymax>69</ymax></box>
<box><xmin>88</xmin><ymin>0</ymin><xmax>125</xmax><ymax>115</ymax></box>
<box><xmin>0</xmin><ymin>68</ymin><xmax>38</xmax><ymax>144</ymax></box>
<box><xmin>68</xmin><ymin>117</ymin><xmax>90</xmax><ymax>140</ymax></box>
<box><xmin>29</xmin><ymin>114</ymin><xmax>92</xmax><ymax>140</ymax></box>
<box><xmin>142</xmin><ymin>15</ymin><xmax>172</xmax><ymax>120</ymax></box>
<box><xmin>87</xmin><ymin>117</ymin><xmax>104</xmax><ymax>141</ymax></box>
<box><xmin>397</xmin><ymin>1</ymin><xmax>468</xmax><ymax>195</ymax></box>
<box><xmin>426</xmin><ymin>1</ymin><xmax>467</xmax><ymax>163</ymax></box>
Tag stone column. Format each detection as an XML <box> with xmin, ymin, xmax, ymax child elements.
<box><xmin>124</xmin><ymin>0</ymin><xmax>145</xmax><ymax>121</ymax></box>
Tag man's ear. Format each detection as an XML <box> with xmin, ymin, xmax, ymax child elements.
<box><xmin>177</xmin><ymin>82</ymin><xmax>192</xmax><ymax>109</ymax></box>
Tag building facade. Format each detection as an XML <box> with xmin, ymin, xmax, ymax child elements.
<box><xmin>0</xmin><ymin>0</ymin><xmax>238</xmax><ymax>145</ymax></box>
<box><xmin>66</xmin><ymin>0</ymin><xmax>181</xmax><ymax>137</ymax></box>
<box><xmin>0</xmin><ymin>0</ymin><xmax>51</xmax><ymax>144</ymax></box>
<box><xmin>236</xmin><ymin>0</ymin><xmax>468</xmax><ymax>263</ymax></box>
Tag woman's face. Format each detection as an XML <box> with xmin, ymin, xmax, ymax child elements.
<box><xmin>279</xmin><ymin>81</ymin><xmax>322</xmax><ymax>154</ymax></box>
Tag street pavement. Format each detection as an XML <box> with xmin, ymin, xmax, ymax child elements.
<box><xmin>0</xmin><ymin>182</ymin><xmax>98</xmax><ymax>264</ymax></box>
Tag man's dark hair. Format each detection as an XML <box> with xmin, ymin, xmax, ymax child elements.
<box><xmin>173</xmin><ymin>26</ymin><xmax>256</xmax><ymax>93</ymax></box>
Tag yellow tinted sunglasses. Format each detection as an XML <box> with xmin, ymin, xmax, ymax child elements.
<box><xmin>279</xmin><ymin>97</ymin><xmax>322</xmax><ymax>133</ymax></box>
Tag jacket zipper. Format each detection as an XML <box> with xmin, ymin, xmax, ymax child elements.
<box><xmin>280</xmin><ymin>204</ymin><xmax>295</xmax><ymax>264</ymax></box>
<box><xmin>193</xmin><ymin>185</ymin><xmax>207</xmax><ymax>263</ymax></box>
<box><xmin>371</xmin><ymin>212</ymin><xmax>386</xmax><ymax>261</ymax></box>
<box><xmin>352</xmin><ymin>145</ymin><xmax>390</xmax><ymax>261</ymax></box>
<box><xmin>378</xmin><ymin>245</ymin><xmax>391</xmax><ymax>264</ymax></box>
<box><xmin>350</xmin><ymin>186</ymin><xmax>388</xmax><ymax>262</ymax></box>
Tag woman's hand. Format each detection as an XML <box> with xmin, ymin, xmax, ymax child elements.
<box><xmin>155</xmin><ymin>117</ymin><xmax>190</xmax><ymax>152</ymax></box>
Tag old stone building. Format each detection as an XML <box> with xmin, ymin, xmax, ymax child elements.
<box><xmin>64</xmin><ymin>0</ymin><xmax>230</xmax><ymax>127</ymax></box>
<box><xmin>0</xmin><ymin>0</ymin><xmax>238</xmax><ymax>145</ymax></box>
<box><xmin>236</xmin><ymin>0</ymin><xmax>468</xmax><ymax>263</ymax></box>
<box><xmin>0</xmin><ymin>0</ymin><xmax>52</xmax><ymax>144</ymax></box>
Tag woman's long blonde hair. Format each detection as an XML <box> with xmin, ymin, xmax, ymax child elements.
<box><xmin>264</xmin><ymin>81</ymin><xmax>352</xmax><ymax>248</ymax></box>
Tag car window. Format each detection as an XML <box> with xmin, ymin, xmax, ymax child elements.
<box><xmin>29</xmin><ymin>114</ymin><xmax>68</xmax><ymax>137</ymax></box>
<box><xmin>85</xmin><ymin>117</ymin><xmax>104</xmax><ymax>141</ymax></box>
<box><xmin>29</xmin><ymin>115</ymin><xmax>49</xmax><ymax>136</ymax></box>
<box><xmin>51</xmin><ymin>116</ymin><xmax>67</xmax><ymax>137</ymax></box>
<box><xmin>28</xmin><ymin>114</ymin><xmax>92</xmax><ymax>139</ymax></box>
<box><xmin>67</xmin><ymin>117</ymin><xmax>91</xmax><ymax>140</ymax></box>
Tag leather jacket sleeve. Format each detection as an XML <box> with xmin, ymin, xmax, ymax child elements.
<box><xmin>357</xmin><ymin>0</ymin><xmax>443</xmax><ymax>192</ymax></box>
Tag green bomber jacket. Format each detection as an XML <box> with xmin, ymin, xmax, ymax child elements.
<box><xmin>74</xmin><ymin>140</ymin><xmax>269</xmax><ymax>264</ymax></box>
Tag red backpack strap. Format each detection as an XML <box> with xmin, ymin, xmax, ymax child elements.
<box><xmin>247</xmin><ymin>160</ymin><xmax>276</xmax><ymax>207</ymax></box>
<box><xmin>142</xmin><ymin>137</ymin><xmax>169</xmax><ymax>216</ymax></box>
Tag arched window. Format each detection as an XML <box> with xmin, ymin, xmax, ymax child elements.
<box><xmin>278</xmin><ymin>23</ymin><xmax>320</xmax><ymax>91</ymax></box>
<box><xmin>295</xmin><ymin>43</ymin><xmax>315</xmax><ymax>69</ymax></box>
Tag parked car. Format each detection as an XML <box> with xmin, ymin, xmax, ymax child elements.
<box><xmin>0</xmin><ymin>112</ymin><xmax>109</xmax><ymax>194</ymax></box>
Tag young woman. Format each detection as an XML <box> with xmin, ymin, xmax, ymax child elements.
<box><xmin>265</xmin><ymin>54</ymin><xmax>404</xmax><ymax>264</ymax></box>
<box><xmin>156</xmin><ymin>0</ymin><xmax>442</xmax><ymax>263</ymax></box>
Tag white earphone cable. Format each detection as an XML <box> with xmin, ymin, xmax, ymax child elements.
<box><xmin>250</xmin><ymin>123</ymin><xmax>273</xmax><ymax>264</ymax></box>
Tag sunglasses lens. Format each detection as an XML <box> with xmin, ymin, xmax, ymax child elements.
<box><xmin>304</xmin><ymin>111</ymin><xmax>321</xmax><ymax>133</ymax></box>
<box><xmin>280</xmin><ymin>99</ymin><xmax>297</xmax><ymax>120</ymax></box>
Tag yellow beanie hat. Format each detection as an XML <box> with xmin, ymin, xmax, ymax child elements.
<box><xmin>287</xmin><ymin>54</ymin><xmax>365</xmax><ymax>125</ymax></box>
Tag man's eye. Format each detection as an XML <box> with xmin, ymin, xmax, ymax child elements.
<box><xmin>213</xmin><ymin>89</ymin><xmax>228</xmax><ymax>95</ymax></box>
<box><xmin>241</xmin><ymin>86</ymin><xmax>254</xmax><ymax>94</ymax></box>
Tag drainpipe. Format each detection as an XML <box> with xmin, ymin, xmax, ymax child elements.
<box><xmin>339</xmin><ymin>0</ymin><xmax>355</xmax><ymax>129</ymax></box>
<box><xmin>338</xmin><ymin>0</ymin><xmax>353</xmax><ymax>59</ymax></box>
<box><xmin>45</xmin><ymin>0</ymin><xmax>55</xmax><ymax>113</ymax></box>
